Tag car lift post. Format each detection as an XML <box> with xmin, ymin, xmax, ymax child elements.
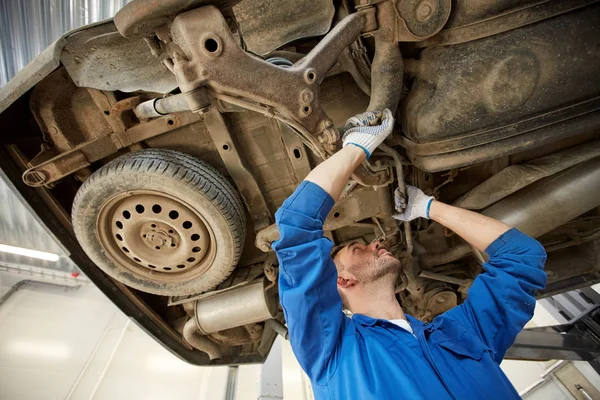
<box><xmin>506</xmin><ymin>304</ymin><xmax>600</xmax><ymax>363</ymax></box>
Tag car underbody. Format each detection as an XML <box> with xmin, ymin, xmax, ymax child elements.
<box><xmin>1</xmin><ymin>0</ymin><xmax>600</xmax><ymax>365</ymax></box>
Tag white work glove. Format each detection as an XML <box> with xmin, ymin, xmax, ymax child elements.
<box><xmin>393</xmin><ymin>185</ymin><xmax>435</xmax><ymax>221</ymax></box>
<box><xmin>341</xmin><ymin>109</ymin><xmax>395</xmax><ymax>158</ymax></box>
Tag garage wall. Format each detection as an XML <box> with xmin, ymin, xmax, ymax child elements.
<box><xmin>0</xmin><ymin>173</ymin><xmax>79</xmax><ymax>274</ymax></box>
<box><xmin>0</xmin><ymin>0</ymin><xmax>129</xmax><ymax>87</ymax></box>
<box><xmin>0</xmin><ymin>273</ymin><xmax>311</xmax><ymax>400</ymax></box>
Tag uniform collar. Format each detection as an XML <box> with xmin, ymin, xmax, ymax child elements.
<box><xmin>352</xmin><ymin>313</ymin><xmax>425</xmax><ymax>328</ymax></box>
<box><xmin>351</xmin><ymin>313</ymin><xmax>378</xmax><ymax>326</ymax></box>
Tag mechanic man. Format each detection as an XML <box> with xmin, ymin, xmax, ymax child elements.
<box><xmin>273</xmin><ymin>110</ymin><xmax>547</xmax><ymax>400</ymax></box>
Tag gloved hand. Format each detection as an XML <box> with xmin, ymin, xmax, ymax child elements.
<box><xmin>341</xmin><ymin>109</ymin><xmax>395</xmax><ymax>158</ymax></box>
<box><xmin>393</xmin><ymin>185</ymin><xmax>435</xmax><ymax>221</ymax></box>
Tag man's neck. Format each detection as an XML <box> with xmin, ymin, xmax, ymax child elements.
<box><xmin>350</xmin><ymin>285</ymin><xmax>406</xmax><ymax>321</ymax></box>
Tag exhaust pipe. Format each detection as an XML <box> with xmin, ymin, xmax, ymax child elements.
<box><xmin>483</xmin><ymin>156</ymin><xmax>600</xmax><ymax>238</ymax></box>
<box><xmin>421</xmin><ymin>156</ymin><xmax>600</xmax><ymax>267</ymax></box>
<box><xmin>183</xmin><ymin>318</ymin><xmax>222</xmax><ymax>360</ymax></box>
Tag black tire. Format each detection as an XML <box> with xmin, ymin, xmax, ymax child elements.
<box><xmin>72</xmin><ymin>149</ymin><xmax>246</xmax><ymax>296</ymax></box>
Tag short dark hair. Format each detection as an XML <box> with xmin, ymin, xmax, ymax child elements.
<box><xmin>331</xmin><ymin>245</ymin><xmax>344</xmax><ymax>259</ymax></box>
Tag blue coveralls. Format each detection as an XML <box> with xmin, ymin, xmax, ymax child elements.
<box><xmin>273</xmin><ymin>181</ymin><xmax>547</xmax><ymax>400</ymax></box>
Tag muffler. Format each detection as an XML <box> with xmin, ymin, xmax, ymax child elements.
<box><xmin>193</xmin><ymin>278</ymin><xmax>277</xmax><ymax>335</ymax></box>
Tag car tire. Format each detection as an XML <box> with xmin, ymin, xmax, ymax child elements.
<box><xmin>72</xmin><ymin>148</ymin><xmax>246</xmax><ymax>296</ymax></box>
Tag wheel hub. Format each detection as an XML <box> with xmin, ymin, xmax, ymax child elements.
<box><xmin>97</xmin><ymin>191</ymin><xmax>213</xmax><ymax>276</ymax></box>
<box><xmin>143</xmin><ymin>225</ymin><xmax>175</xmax><ymax>249</ymax></box>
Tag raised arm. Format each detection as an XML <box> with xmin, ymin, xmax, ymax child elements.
<box><xmin>398</xmin><ymin>192</ymin><xmax>547</xmax><ymax>362</ymax></box>
<box><xmin>429</xmin><ymin>201</ymin><xmax>511</xmax><ymax>252</ymax></box>
<box><xmin>273</xmin><ymin>110</ymin><xmax>393</xmax><ymax>382</ymax></box>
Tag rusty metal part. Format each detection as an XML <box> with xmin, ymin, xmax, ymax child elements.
<box><xmin>351</xmin><ymin>163</ymin><xmax>393</xmax><ymax>187</ymax></box>
<box><xmin>169</xmin><ymin>6</ymin><xmax>369</xmax><ymax>155</ymax></box>
<box><xmin>423</xmin><ymin>156</ymin><xmax>600</xmax><ymax>268</ymax></box>
<box><xmin>97</xmin><ymin>191</ymin><xmax>213</xmax><ymax>276</ymax></box>
<box><xmin>365</xmin><ymin>1</ymin><xmax>403</xmax><ymax>112</ymax></box>
<box><xmin>22</xmin><ymin>113</ymin><xmax>199</xmax><ymax>187</ymax></box>
<box><xmin>61</xmin><ymin>21</ymin><xmax>177</xmax><ymax>93</ymax></box>
<box><xmin>338</xmin><ymin>44</ymin><xmax>371</xmax><ymax>96</ymax></box>
<box><xmin>212</xmin><ymin>92</ymin><xmax>326</xmax><ymax>158</ymax></box>
<box><xmin>366</xmin><ymin>36</ymin><xmax>403</xmax><ymax>112</ymax></box>
<box><xmin>399</xmin><ymin>258</ymin><xmax>426</xmax><ymax>306</ymax></box>
<box><xmin>255</xmin><ymin>224</ymin><xmax>279</xmax><ymax>252</ymax></box>
<box><xmin>418</xmin><ymin>0</ymin><xmax>598</xmax><ymax>47</ymax></box>
<box><xmin>114</xmin><ymin>0</ymin><xmax>241</xmax><ymax>38</ymax></box>
<box><xmin>265</xmin><ymin>319</ymin><xmax>289</xmax><ymax>340</ymax></box>
<box><xmin>262</xmin><ymin>252</ymin><xmax>278</xmax><ymax>287</ymax></box>
<box><xmin>183</xmin><ymin>317</ymin><xmax>222</xmax><ymax>360</ymax></box>
<box><xmin>266</xmin><ymin>43</ymin><xmax>372</xmax><ymax>98</ymax></box>
<box><xmin>402</xmin><ymin>4</ymin><xmax>600</xmax><ymax>172</ymax></box>
<box><xmin>454</xmin><ymin>140</ymin><xmax>600</xmax><ymax>210</ymax></box>
<box><xmin>483</xmin><ymin>157</ymin><xmax>600</xmax><ymax>239</ymax></box>
<box><xmin>134</xmin><ymin>90</ymin><xmax>211</xmax><ymax>119</ymax></box>
<box><xmin>204</xmin><ymin>108</ymin><xmax>271</xmax><ymax>230</ymax></box>
<box><xmin>419</xmin><ymin>270</ymin><xmax>472</xmax><ymax>287</ymax></box>
<box><xmin>379</xmin><ymin>144</ymin><xmax>412</xmax><ymax>254</ymax></box>
<box><xmin>402</xmin><ymin>107</ymin><xmax>600</xmax><ymax>173</ymax></box>
<box><xmin>169</xmin><ymin>263</ymin><xmax>264</xmax><ymax>306</ymax></box>
<box><xmin>423</xmin><ymin>289</ymin><xmax>457</xmax><ymax>320</ymax></box>
<box><xmin>86</xmin><ymin>89</ymin><xmax>134</xmax><ymax>133</ymax></box>
<box><xmin>194</xmin><ymin>278</ymin><xmax>277</xmax><ymax>335</ymax></box>
<box><xmin>255</xmin><ymin>184</ymin><xmax>398</xmax><ymax>252</ymax></box>
<box><xmin>545</xmin><ymin>229</ymin><xmax>600</xmax><ymax>253</ymax></box>
<box><xmin>279</xmin><ymin>122</ymin><xmax>312</xmax><ymax>183</ymax></box>
<box><xmin>233</xmin><ymin>0</ymin><xmax>336</xmax><ymax>55</ymax></box>
<box><xmin>209</xmin><ymin>324</ymin><xmax>264</xmax><ymax>346</ymax></box>
<box><xmin>5</xmin><ymin>146</ymin><xmax>73</xmax><ymax>234</ymax></box>
<box><xmin>419</xmin><ymin>243</ymin><xmax>472</xmax><ymax>268</ymax></box>
<box><xmin>392</xmin><ymin>0</ymin><xmax>451</xmax><ymax>42</ymax></box>
<box><xmin>30</xmin><ymin>68</ymin><xmax>114</xmax><ymax>154</ymax></box>
<box><xmin>325</xmin><ymin>185</ymin><xmax>396</xmax><ymax>232</ymax></box>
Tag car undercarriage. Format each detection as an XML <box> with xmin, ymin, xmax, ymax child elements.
<box><xmin>1</xmin><ymin>0</ymin><xmax>599</xmax><ymax>365</ymax></box>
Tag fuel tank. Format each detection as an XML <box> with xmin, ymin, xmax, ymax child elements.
<box><xmin>401</xmin><ymin>3</ymin><xmax>600</xmax><ymax>172</ymax></box>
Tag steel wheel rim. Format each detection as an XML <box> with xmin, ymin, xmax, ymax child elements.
<box><xmin>97</xmin><ymin>190</ymin><xmax>216</xmax><ymax>283</ymax></box>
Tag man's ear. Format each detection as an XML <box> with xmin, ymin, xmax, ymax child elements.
<box><xmin>337</xmin><ymin>276</ymin><xmax>357</xmax><ymax>288</ymax></box>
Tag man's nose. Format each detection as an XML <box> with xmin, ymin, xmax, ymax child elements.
<box><xmin>366</xmin><ymin>242</ymin><xmax>380</xmax><ymax>252</ymax></box>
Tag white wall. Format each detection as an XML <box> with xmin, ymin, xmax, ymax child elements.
<box><xmin>0</xmin><ymin>273</ymin><xmax>309</xmax><ymax>400</ymax></box>
<box><xmin>3</xmin><ymin>271</ymin><xmax>600</xmax><ymax>400</ymax></box>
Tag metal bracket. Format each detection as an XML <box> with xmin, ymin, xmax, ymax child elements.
<box><xmin>169</xmin><ymin>6</ymin><xmax>371</xmax><ymax>158</ymax></box>
<box><xmin>22</xmin><ymin>113</ymin><xmax>200</xmax><ymax>187</ymax></box>
<box><xmin>203</xmin><ymin>108</ymin><xmax>272</xmax><ymax>230</ymax></box>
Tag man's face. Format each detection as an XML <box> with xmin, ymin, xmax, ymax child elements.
<box><xmin>334</xmin><ymin>241</ymin><xmax>402</xmax><ymax>285</ymax></box>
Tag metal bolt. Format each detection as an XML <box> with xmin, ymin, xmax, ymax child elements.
<box><xmin>416</xmin><ymin>1</ymin><xmax>434</xmax><ymax>22</ymax></box>
<box><xmin>300</xmin><ymin>89</ymin><xmax>314</xmax><ymax>104</ymax></box>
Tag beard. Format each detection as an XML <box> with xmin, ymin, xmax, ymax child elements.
<box><xmin>348</xmin><ymin>253</ymin><xmax>402</xmax><ymax>283</ymax></box>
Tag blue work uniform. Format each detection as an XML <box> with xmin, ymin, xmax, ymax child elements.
<box><xmin>273</xmin><ymin>181</ymin><xmax>547</xmax><ymax>400</ymax></box>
